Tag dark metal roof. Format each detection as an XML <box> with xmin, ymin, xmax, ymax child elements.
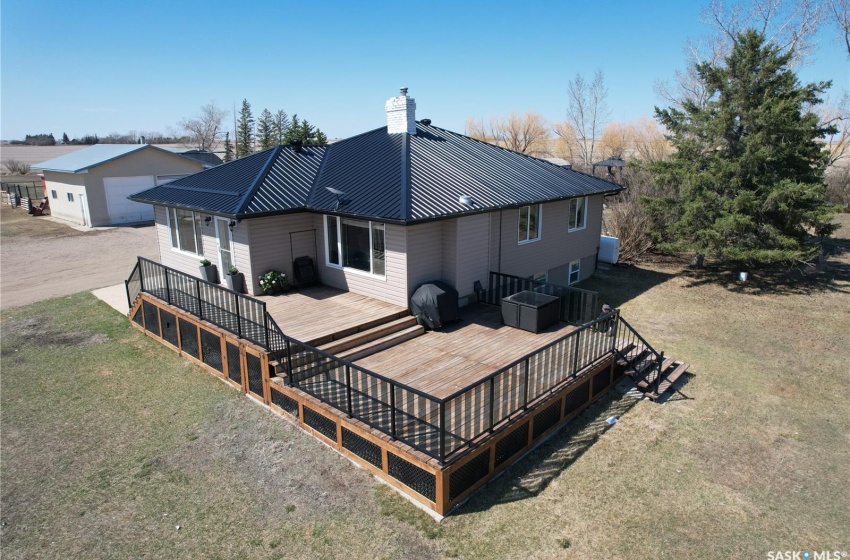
<box><xmin>129</xmin><ymin>122</ymin><xmax>621</xmax><ymax>222</ymax></box>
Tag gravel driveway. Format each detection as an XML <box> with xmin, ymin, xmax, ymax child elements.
<box><xmin>0</xmin><ymin>206</ymin><xmax>159</xmax><ymax>310</ymax></box>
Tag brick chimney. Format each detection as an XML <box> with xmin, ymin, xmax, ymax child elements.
<box><xmin>385</xmin><ymin>87</ymin><xmax>416</xmax><ymax>134</ymax></box>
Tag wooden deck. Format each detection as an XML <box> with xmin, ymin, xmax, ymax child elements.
<box><xmin>256</xmin><ymin>286</ymin><xmax>408</xmax><ymax>346</ymax></box>
<box><xmin>354</xmin><ymin>304</ymin><xmax>578</xmax><ymax>399</ymax></box>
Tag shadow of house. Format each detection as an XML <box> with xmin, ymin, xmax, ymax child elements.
<box><xmin>578</xmin><ymin>264</ymin><xmax>677</xmax><ymax>309</ymax></box>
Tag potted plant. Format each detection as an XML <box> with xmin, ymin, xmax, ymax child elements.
<box><xmin>199</xmin><ymin>258</ymin><xmax>218</xmax><ymax>283</ymax></box>
<box><xmin>259</xmin><ymin>270</ymin><xmax>289</xmax><ymax>295</ymax></box>
<box><xmin>225</xmin><ymin>265</ymin><xmax>244</xmax><ymax>293</ymax></box>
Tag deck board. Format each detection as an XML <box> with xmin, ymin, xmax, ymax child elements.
<box><xmin>257</xmin><ymin>286</ymin><xmax>407</xmax><ymax>346</ymax></box>
<box><xmin>354</xmin><ymin>304</ymin><xmax>577</xmax><ymax>400</ymax></box>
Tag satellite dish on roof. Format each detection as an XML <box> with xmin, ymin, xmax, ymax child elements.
<box><xmin>325</xmin><ymin>187</ymin><xmax>348</xmax><ymax>210</ymax></box>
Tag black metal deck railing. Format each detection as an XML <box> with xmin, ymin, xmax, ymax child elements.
<box><xmin>483</xmin><ymin>271</ymin><xmax>599</xmax><ymax>324</ymax></box>
<box><xmin>128</xmin><ymin>258</ymin><xmax>624</xmax><ymax>463</ymax></box>
<box><xmin>613</xmin><ymin>316</ymin><xmax>664</xmax><ymax>394</ymax></box>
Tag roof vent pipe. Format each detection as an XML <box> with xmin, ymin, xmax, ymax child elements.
<box><xmin>290</xmin><ymin>139</ymin><xmax>303</xmax><ymax>154</ymax></box>
<box><xmin>421</xmin><ymin>119</ymin><xmax>432</xmax><ymax>126</ymax></box>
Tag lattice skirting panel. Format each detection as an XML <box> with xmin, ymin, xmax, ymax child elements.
<box><xmin>128</xmin><ymin>293</ymin><xmax>619</xmax><ymax>517</ymax></box>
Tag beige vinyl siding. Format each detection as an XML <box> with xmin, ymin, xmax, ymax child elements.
<box><xmin>154</xmin><ymin>206</ymin><xmax>218</xmax><ymax>277</ymax></box>
<box><xmin>442</xmin><ymin>220</ymin><xmax>457</xmax><ymax>288</ymax></box>
<box><xmin>314</xmin><ymin>215</ymin><xmax>409</xmax><ymax>307</ymax></box>
<box><xmin>42</xmin><ymin>171</ymin><xmax>86</xmax><ymax>224</ymax></box>
<box><xmin>493</xmin><ymin>195</ymin><xmax>603</xmax><ymax>279</ymax></box>
<box><xmin>454</xmin><ymin>214</ymin><xmax>491</xmax><ymax>298</ymax></box>
<box><xmin>241</xmin><ymin>214</ymin><xmax>315</xmax><ymax>295</ymax></box>
<box><xmin>406</xmin><ymin>221</ymin><xmax>443</xmax><ymax>297</ymax></box>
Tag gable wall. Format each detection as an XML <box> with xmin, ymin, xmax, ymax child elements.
<box><xmin>491</xmin><ymin>195</ymin><xmax>602</xmax><ymax>282</ymax></box>
<box><xmin>83</xmin><ymin>150</ymin><xmax>204</xmax><ymax>226</ymax></box>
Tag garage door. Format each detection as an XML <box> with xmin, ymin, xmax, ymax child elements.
<box><xmin>103</xmin><ymin>176</ymin><xmax>156</xmax><ymax>224</ymax></box>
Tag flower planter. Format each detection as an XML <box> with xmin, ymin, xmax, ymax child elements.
<box><xmin>225</xmin><ymin>273</ymin><xmax>244</xmax><ymax>293</ymax></box>
<box><xmin>199</xmin><ymin>264</ymin><xmax>219</xmax><ymax>284</ymax></box>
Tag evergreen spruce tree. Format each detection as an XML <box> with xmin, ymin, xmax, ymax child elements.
<box><xmin>315</xmin><ymin>129</ymin><xmax>328</xmax><ymax>145</ymax></box>
<box><xmin>257</xmin><ymin>109</ymin><xmax>274</xmax><ymax>150</ymax></box>
<box><xmin>273</xmin><ymin>110</ymin><xmax>290</xmax><ymax>144</ymax></box>
<box><xmin>61</xmin><ymin>132</ymin><xmax>70</xmax><ymax>144</ymax></box>
<box><xmin>652</xmin><ymin>30</ymin><xmax>837</xmax><ymax>265</ymax></box>
<box><xmin>285</xmin><ymin>114</ymin><xmax>300</xmax><ymax>144</ymax></box>
<box><xmin>236</xmin><ymin>99</ymin><xmax>254</xmax><ymax>158</ymax></box>
<box><xmin>223</xmin><ymin>132</ymin><xmax>234</xmax><ymax>162</ymax></box>
<box><xmin>298</xmin><ymin>119</ymin><xmax>316</xmax><ymax>142</ymax></box>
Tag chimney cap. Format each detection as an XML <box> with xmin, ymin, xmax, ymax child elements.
<box><xmin>400</xmin><ymin>87</ymin><xmax>408</xmax><ymax>96</ymax></box>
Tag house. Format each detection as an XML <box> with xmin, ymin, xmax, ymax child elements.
<box><xmin>33</xmin><ymin>144</ymin><xmax>208</xmax><ymax>227</ymax></box>
<box><xmin>129</xmin><ymin>89</ymin><xmax>621</xmax><ymax>304</ymax></box>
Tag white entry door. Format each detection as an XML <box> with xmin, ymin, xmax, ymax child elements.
<box><xmin>215</xmin><ymin>217</ymin><xmax>234</xmax><ymax>274</ymax></box>
<box><xmin>79</xmin><ymin>194</ymin><xmax>90</xmax><ymax>226</ymax></box>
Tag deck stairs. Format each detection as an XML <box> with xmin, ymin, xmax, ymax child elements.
<box><xmin>616</xmin><ymin>340</ymin><xmax>689</xmax><ymax>401</ymax></box>
<box><xmin>272</xmin><ymin>314</ymin><xmax>424</xmax><ymax>377</ymax></box>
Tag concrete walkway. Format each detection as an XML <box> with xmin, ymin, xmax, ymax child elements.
<box><xmin>92</xmin><ymin>284</ymin><xmax>130</xmax><ymax>315</ymax></box>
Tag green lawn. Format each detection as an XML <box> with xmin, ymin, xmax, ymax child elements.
<box><xmin>2</xmin><ymin>217</ymin><xmax>848</xmax><ymax>559</ymax></box>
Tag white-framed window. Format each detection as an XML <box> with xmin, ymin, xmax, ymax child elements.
<box><xmin>518</xmin><ymin>204</ymin><xmax>541</xmax><ymax>244</ymax></box>
<box><xmin>167</xmin><ymin>208</ymin><xmax>204</xmax><ymax>255</ymax></box>
<box><xmin>569</xmin><ymin>197</ymin><xmax>587</xmax><ymax>231</ymax></box>
<box><xmin>533</xmin><ymin>271</ymin><xmax>548</xmax><ymax>283</ymax></box>
<box><xmin>67</xmin><ymin>192</ymin><xmax>74</xmax><ymax>202</ymax></box>
<box><xmin>568</xmin><ymin>259</ymin><xmax>581</xmax><ymax>285</ymax></box>
<box><xmin>51</xmin><ymin>190</ymin><xmax>57</xmax><ymax>199</ymax></box>
<box><xmin>325</xmin><ymin>215</ymin><xmax>386</xmax><ymax>277</ymax></box>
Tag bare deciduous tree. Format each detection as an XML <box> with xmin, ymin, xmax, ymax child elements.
<box><xmin>178</xmin><ymin>101</ymin><xmax>228</xmax><ymax>152</ymax></box>
<box><xmin>656</xmin><ymin>0</ymin><xmax>826</xmax><ymax>110</ymax></box>
<box><xmin>557</xmin><ymin>69</ymin><xmax>609</xmax><ymax>170</ymax></box>
<box><xmin>828</xmin><ymin>0</ymin><xmax>850</xmax><ymax>56</ymax></box>
<box><xmin>465</xmin><ymin>111</ymin><xmax>550</xmax><ymax>156</ymax></box>
<box><xmin>820</xmin><ymin>93</ymin><xmax>850</xmax><ymax>168</ymax></box>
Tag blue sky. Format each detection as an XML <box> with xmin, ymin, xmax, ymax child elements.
<box><xmin>1</xmin><ymin>0</ymin><xmax>847</xmax><ymax>142</ymax></box>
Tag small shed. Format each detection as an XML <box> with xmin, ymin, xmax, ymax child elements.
<box><xmin>33</xmin><ymin>144</ymin><xmax>206</xmax><ymax>227</ymax></box>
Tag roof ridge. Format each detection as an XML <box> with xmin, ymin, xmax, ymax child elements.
<box><xmin>399</xmin><ymin>133</ymin><xmax>411</xmax><ymax>221</ymax></box>
<box><xmin>307</xmin><ymin>143</ymin><xmax>333</xmax><ymax>208</ymax></box>
<box><xmin>235</xmin><ymin>146</ymin><xmax>282</xmax><ymax>215</ymax></box>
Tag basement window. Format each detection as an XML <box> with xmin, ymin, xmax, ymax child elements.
<box><xmin>67</xmin><ymin>192</ymin><xmax>74</xmax><ymax>202</ymax></box>
<box><xmin>325</xmin><ymin>215</ymin><xmax>385</xmax><ymax>276</ymax></box>
<box><xmin>569</xmin><ymin>197</ymin><xmax>587</xmax><ymax>231</ymax></box>
<box><xmin>518</xmin><ymin>204</ymin><xmax>541</xmax><ymax>244</ymax></box>
<box><xmin>167</xmin><ymin>208</ymin><xmax>204</xmax><ymax>255</ymax></box>
<box><xmin>568</xmin><ymin>259</ymin><xmax>581</xmax><ymax>285</ymax></box>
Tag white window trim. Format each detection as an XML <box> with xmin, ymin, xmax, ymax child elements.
<box><xmin>568</xmin><ymin>259</ymin><xmax>581</xmax><ymax>285</ymax></box>
<box><xmin>324</xmin><ymin>215</ymin><xmax>386</xmax><ymax>279</ymax></box>
<box><xmin>517</xmin><ymin>204</ymin><xmax>542</xmax><ymax>245</ymax></box>
<box><xmin>166</xmin><ymin>207</ymin><xmax>206</xmax><ymax>257</ymax></box>
<box><xmin>568</xmin><ymin>197</ymin><xmax>587</xmax><ymax>232</ymax></box>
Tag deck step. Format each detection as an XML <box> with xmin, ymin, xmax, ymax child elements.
<box><xmin>319</xmin><ymin>316</ymin><xmax>419</xmax><ymax>355</ymax></box>
<box><xmin>646</xmin><ymin>361</ymin><xmax>690</xmax><ymax>400</ymax></box>
<box><xmin>337</xmin><ymin>325</ymin><xmax>425</xmax><ymax>362</ymax></box>
<box><xmin>304</xmin><ymin>311</ymin><xmax>411</xmax><ymax>347</ymax></box>
<box><xmin>635</xmin><ymin>356</ymin><xmax>676</xmax><ymax>389</ymax></box>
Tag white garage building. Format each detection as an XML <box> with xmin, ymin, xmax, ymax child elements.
<box><xmin>33</xmin><ymin>144</ymin><xmax>208</xmax><ymax>227</ymax></box>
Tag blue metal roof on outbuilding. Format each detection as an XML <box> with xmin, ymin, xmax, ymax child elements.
<box><xmin>33</xmin><ymin>144</ymin><xmax>150</xmax><ymax>172</ymax></box>
<box><xmin>128</xmin><ymin>122</ymin><xmax>621</xmax><ymax>223</ymax></box>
